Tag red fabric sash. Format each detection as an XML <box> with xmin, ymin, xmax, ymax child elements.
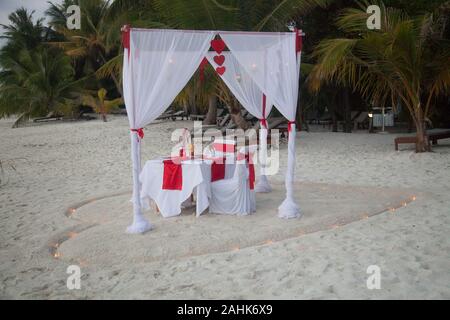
<box><xmin>162</xmin><ymin>160</ymin><xmax>183</xmax><ymax>190</ymax></box>
<box><xmin>295</xmin><ymin>28</ymin><xmax>302</xmax><ymax>53</ymax></box>
<box><xmin>236</xmin><ymin>153</ymin><xmax>255</xmax><ymax>190</ymax></box>
<box><xmin>121</xmin><ymin>25</ymin><xmax>131</xmax><ymax>59</ymax></box>
<box><xmin>199</xmin><ymin>57</ymin><xmax>208</xmax><ymax>83</ymax></box>
<box><xmin>261</xmin><ymin>94</ymin><xmax>267</xmax><ymax>128</ymax></box>
<box><xmin>249</xmin><ymin>163</ymin><xmax>255</xmax><ymax>190</ymax></box>
<box><xmin>211</xmin><ymin>158</ymin><xmax>226</xmax><ymax>182</ymax></box>
<box><xmin>287</xmin><ymin>121</ymin><xmax>295</xmax><ymax>133</ymax></box>
<box><xmin>246</xmin><ymin>154</ymin><xmax>255</xmax><ymax>190</ymax></box>
<box><xmin>131</xmin><ymin>128</ymin><xmax>144</xmax><ymax>139</ymax></box>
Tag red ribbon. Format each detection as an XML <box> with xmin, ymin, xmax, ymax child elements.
<box><xmin>260</xmin><ymin>119</ymin><xmax>267</xmax><ymax>129</ymax></box>
<box><xmin>295</xmin><ymin>28</ymin><xmax>302</xmax><ymax>53</ymax></box>
<box><xmin>131</xmin><ymin>128</ymin><xmax>144</xmax><ymax>139</ymax></box>
<box><xmin>121</xmin><ymin>25</ymin><xmax>131</xmax><ymax>59</ymax></box>
<box><xmin>261</xmin><ymin>94</ymin><xmax>267</xmax><ymax>128</ymax></box>
<box><xmin>211</xmin><ymin>157</ymin><xmax>226</xmax><ymax>182</ymax></box>
<box><xmin>245</xmin><ymin>154</ymin><xmax>255</xmax><ymax>190</ymax></box>
<box><xmin>199</xmin><ymin>57</ymin><xmax>208</xmax><ymax>83</ymax></box>
<box><xmin>287</xmin><ymin>121</ymin><xmax>295</xmax><ymax>133</ymax></box>
<box><xmin>162</xmin><ymin>160</ymin><xmax>183</xmax><ymax>190</ymax></box>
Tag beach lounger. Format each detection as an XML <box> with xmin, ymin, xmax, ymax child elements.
<box><xmin>353</xmin><ymin>111</ymin><xmax>369</xmax><ymax>130</ymax></box>
<box><xmin>171</xmin><ymin>110</ymin><xmax>188</xmax><ymax>121</ymax></box>
<box><xmin>395</xmin><ymin>130</ymin><xmax>450</xmax><ymax>151</ymax></box>
<box><xmin>394</xmin><ymin>136</ymin><xmax>431</xmax><ymax>152</ymax></box>
<box><xmin>217</xmin><ymin>113</ymin><xmax>231</xmax><ymax>127</ymax></box>
<box><xmin>190</xmin><ymin>114</ymin><xmax>205</xmax><ymax>121</ymax></box>
<box><xmin>156</xmin><ymin>110</ymin><xmax>174</xmax><ymax>120</ymax></box>
<box><xmin>428</xmin><ymin>130</ymin><xmax>450</xmax><ymax>145</ymax></box>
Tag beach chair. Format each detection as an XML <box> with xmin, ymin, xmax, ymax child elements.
<box><xmin>428</xmin><ymin>130</ymin><xmax>450</xmax><ymax>146</ymax></box>
<box><xmin>33</xmin><ymin>112</ymin><xmax>63</xmax><ymax>123</ymax></box>
<box><xmin>217</xmin><ymin>113</ymin><xmax>230</xmax><ymax>127</ymax></box>
<box><xmin>394</xmin><ymin>136</ymin><xmax>431</xmax><ymax>152</ymax></box>
<box><xmin>220</xmin><ymin>119</ymin><xmax>237</xmax><ymax>134</ymax></box>
<box><xmin>353</xmin><ymin>111</ymin><xmax>369</xmax><ymax>130</ymax></box>
<box><xmin>215</xmin><ymin>108</ymin><xmax>225</xmax><ymax>121</ymax></box>
<box><xmin>190</xmin><ymin>114</ymin><xmax>205</xmax><ymax>121</ymax></box>
<box><xmin>317</xmin><ymin>112</ymin><xmax>332</xmax><ymax>127</ymax></box>
<box><xmin>156</xmin><ymin>110</ymin><xmax>174</xmax><ymax>120</ymax></box>
<box><xmin>171</xmin><ymin>110</ymin><xmax>188</xmax><ymax>121</ymax></box>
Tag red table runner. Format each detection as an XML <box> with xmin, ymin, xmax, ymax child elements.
<box><xmin>162</xmin><ymin>159</ymin><xmax>183</xmax><ymax>190</ymax></box>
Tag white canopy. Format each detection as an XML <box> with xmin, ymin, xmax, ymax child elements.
<box><xmin>122</xmin><ymin>26</ymin><xmax>303</xmax><ymax>233</ymax></box>
<box><xmin>205</xmin><ymin>51</ymin><xmax>273</xmax><ymax>192</ymax></box>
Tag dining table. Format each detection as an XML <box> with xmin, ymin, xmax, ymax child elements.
<box><xmin>139</xmin><ymin>156</ymin><xmax>236</xmax><ymax>218</ymax></box>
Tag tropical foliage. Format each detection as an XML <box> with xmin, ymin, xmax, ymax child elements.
<box><xmin>309</xmin><ymin>0</ymin><xmax>450</xmax><ymax>151</ymax></box>
<box><xmin>0</xmin><ymin>8</ymin><xmax>82</xmax><ymax>127</ymax></box>
<box><xmin>0</xmin><ymin>0</ymin><xmax>448</xmax><ymax>148</ymax></box>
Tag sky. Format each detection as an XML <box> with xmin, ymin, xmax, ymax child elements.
<box><xmin>0</xmin><ymin>0</ymin><xmax>62</xmax><ymax>47</ymax></box>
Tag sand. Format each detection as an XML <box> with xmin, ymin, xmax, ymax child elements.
<box><xmin>0</xmin><ymin>115</ymin><xmax>449</xmax><ymax>299</ymax></box>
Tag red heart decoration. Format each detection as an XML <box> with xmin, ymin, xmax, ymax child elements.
<box><xmin>211</xmin><ymin>39</ymin><xmax>226</xmax><ymax>54</ymax></box>
<box><xmin>213</xmin><ymin>55</ymin><xmax>225</xmax><ymax>66</ymax></box>
<box><xmin>216</xmin><ymin>66</ymin><xmax>226</xmax><ymax>75</ymax></box>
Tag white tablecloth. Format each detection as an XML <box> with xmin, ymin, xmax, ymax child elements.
<box><xmin>139</xmin><ymin>158</ymin><xmax>213</xmax><ymax>218</ymax></box>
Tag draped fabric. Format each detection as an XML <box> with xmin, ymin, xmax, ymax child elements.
<box><xmin>219</xmin><ymin>32</ymin><xmax>299</xmax><ymax>120</ymax></box>
<box><xmin>219</xmin><ymin>31</ymin><xmax>301</xmax><ymax>218</ymax></box>
<box><xmin>123</xmin><ymin>28</ymin><xmax>215</xmax><ymax>233</ymax></box>
<box><xmin>205</xmin><ymin>52</ymin><xmax>273</xmax><ymax>120</ymax></box>
<box><xmin>205</xmin><ymin>52</ymin><xmax>273</xmax><ymax>192</ymax></box>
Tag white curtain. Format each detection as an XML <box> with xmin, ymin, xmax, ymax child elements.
<box><xmin>206</xmin><ymin>52</ymin><xmax>273</xmax><ymax>192</ymax></box>
<box><xmin>123</xmin><ymin>29</ymin><xmax>216</xmax><ymax>233</ymax></box>
<box><xmin>219</xmin><ymin>31</ymin><xmax>301</xmax><ymax>218</ymax></box>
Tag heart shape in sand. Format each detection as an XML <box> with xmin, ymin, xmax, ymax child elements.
<box><xmin>211</xmin><ymin>39</ymin><xmax>226</xmax><ymax>54</ymax></box>
<box><xmin>213</xmin><ymin>55</ymin><xmax>225</xmax><ymax>66</ymax></box>
<box><xmin>216</xmin><ymin>66</ymin><xmax>226</xmax><ymax>75</ymax></box>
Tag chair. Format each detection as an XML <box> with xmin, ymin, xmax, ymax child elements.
<box><xmin>171</xmin><ymin>110</ymin><xmax>188</xmax><ymax>121</ymax></box>
<box><xmin>268</xmin><ymin>117</ymin><xmax>289</xmax><ymax>138</ymax></box>
<box><xmin>156</xmin><ymin>109</ymin><xmax>174</xmax><ymax>120</ymax></box>
<box><xmin>353</xmin><ymin>111</ymin><xmax>369</xmax><ymax>130</ymax></box>
<box><xmin>209</xmin><ymin>157</ymin><xmax>255</xmax><ymax>215</ymax></box>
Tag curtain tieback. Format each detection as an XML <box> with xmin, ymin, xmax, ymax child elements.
<box><xmin>131</xmin><ymin>128</ymin><xmax>144</xmax><ymax>139</ymax></box>
<box><xmin>260</xmin><ymin>118</ymin><xmax>267</xmax><ymax>129</ymax></box>
<box><xmin>287</xmin><ymin>121</ymin><xmax>295</xmax><ymax>132</ymax></box>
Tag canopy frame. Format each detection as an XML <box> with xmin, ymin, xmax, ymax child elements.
<box><xmin>121</xmin><ymin>26</ymin><xmax>303</xmax><ymax>233</ymax></box>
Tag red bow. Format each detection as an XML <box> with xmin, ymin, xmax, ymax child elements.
<box><xmin>287</xmin><ymin>121</ymin><xmax>295</xmax><ymax>132</ymax></box>
<box><xmin>131</xmin><ymin>128</ymin><xmax>144</xmax><ymax>139</ymax></box>
<box><xmin>260</xmin><ymin>119</ymin><xmax>267</xmax><ymax>129</ymax></box>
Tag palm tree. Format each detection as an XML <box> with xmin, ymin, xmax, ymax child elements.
<box><xmin>309</xmin><ymin>1</ymin><xmax>450</xmax><ymax>152</ymax></box>
<box><xmin>46</xmin><ymin>0</ymin><xmax>127</xmax><ymax>95</ymax></box>
<box><xmin>0</xmin><ymin>46</ymin><xmax>82</xmax><ymax>127</ymax></box>
<box><xmin>0</xmin><ymin>7</ymin><xmax>46</xmax><ymax>50</ymax></box>
<box><xmin>0</xmin><ymin>8</ymin><xmax>82</xmax><ymax>127</ymax></box>
<box><xmin>81</xmin><ymin>87</ymin><xmax>123</xmax><ymax>121</ymax></box>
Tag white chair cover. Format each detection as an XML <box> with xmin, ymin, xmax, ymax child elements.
<box><xmin>209</xmin><ymin>159</ymin><xmax>255</xmax><ymax>215</ymax></box>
